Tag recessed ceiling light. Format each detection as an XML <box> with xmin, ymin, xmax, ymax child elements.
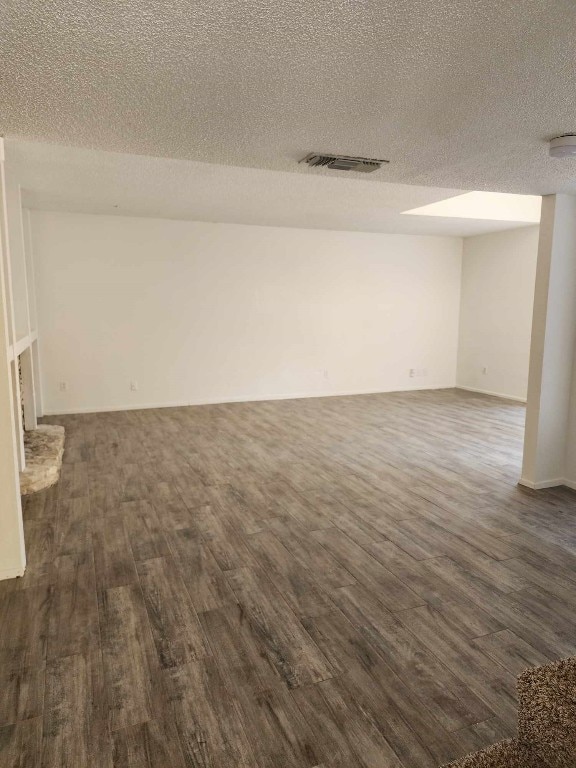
<box><xmin>549</xmin><ymin>135</ymin><xmax>576</xmax><ymax>158</ymax></box>
<box><xmin>402</xmin><ymin>191</ymin><xmax>541</xmax><ymax>222</ymax></box>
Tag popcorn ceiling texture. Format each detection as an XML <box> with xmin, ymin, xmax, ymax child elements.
<box><xmin>1</xmin><ymin>1</ymin><xmax>576</xmax><ymax>195</ymax></box>
<box><xmin>9</xmin><ymin>138</ymin><xmax>514</xmax><ymax>238</ymax></box>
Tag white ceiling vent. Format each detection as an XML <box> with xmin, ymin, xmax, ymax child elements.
<box><xmin>300</xmin><ymin>153</ymin><xmax>389</xmax><ymax>173</ymax></box>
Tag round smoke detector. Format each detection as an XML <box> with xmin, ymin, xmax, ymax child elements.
<box><xmin>549</xmin><ymin>135</ymin><xmax>576</xmax><ymax>158</ymax></box>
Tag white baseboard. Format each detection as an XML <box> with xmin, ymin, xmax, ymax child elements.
<box><xmin>42</xmin><ymin>384</ymin><xmax>455</xmax><ymax>416</ymax></box>
<box><xmin>456</xmin><ymin>386</ymin><xmax>527</xmax><ymax>403</ymax></box>
<box><xmin>0</xmin><ymin>565</ymin><xmax>25</xmax><ymax>582</ymax></box>
<box><xmin>518</xmin><ymin>477</ymin><xmax>574</xmax><ymax>490</ymax></box>
<box><xmin>45</xmin><ymin>399</ymin><xmax>201</xmax><ymax>415</ymax></box>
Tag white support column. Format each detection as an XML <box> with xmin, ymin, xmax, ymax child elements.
<box><xmin>520</xmin><ymin>194</ymin><xmax>576</xmax><ymax>489</ymax></box>
<box><xmin>0</xmin><ymin>137</ymin><xmax>26</xmax><ymax>581</ymax></box>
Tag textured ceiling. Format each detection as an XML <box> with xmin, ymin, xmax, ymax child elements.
<box><xmin>1</xmin><ymin>1</ymin><xmax>576</xmax><ymax>195</ymax></box>
<box><xmin>9</xmin><ymin>140</ymin><xmax>539</xmax><ymax>237</ymax></box>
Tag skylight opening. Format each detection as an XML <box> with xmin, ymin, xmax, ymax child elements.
<box><xmin>402</xmin><ymin>191</ymin><xmax>541</xmax><ymax>222</ymax></box>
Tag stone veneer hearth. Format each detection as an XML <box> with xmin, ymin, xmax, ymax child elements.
<box><xmin>19</xmin><ymin>424</ymin><xmax>65</xmax><ymax>495</ymax></box>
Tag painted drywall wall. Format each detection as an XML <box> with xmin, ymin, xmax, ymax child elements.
<box><xmin>456</xmin><ymin>226</ymin><xmax>539</xmax><ymax>401</ymax></box>
<box><xmin>32</xmin><ymin>211</ymin><xmax>462</xmax><ymax>414</ymax></box>
<box><xmin>0</xmin><ymin>140</ymin><xmax>26</xmax><ymax>580</ymax></box>
<box><xmin>4</xmin><ymin>156</ymin><xmax>31</xmax><ymax>341</ymax></box>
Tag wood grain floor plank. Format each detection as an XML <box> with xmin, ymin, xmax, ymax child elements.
<box><xmin>5</xmin><ymin>390</ymin><xmax>576</xmax><ymax>766</ymax></box>
<box><xmin>43</xmin><ymin>652</ymin><xmax>112</xmax><ymax>768</ymax></box>
<box><xmin>47</xmin><ymin>553</ymin><xmax>99</xmax><ymax>660</ymax></box>
<box><xmin>322</xmin><ymin>665</ymin><xmax>439</xmax><ymax>768</ymax></box>
<box><xmin>396</xmin><ymin>604</ymin><xmax>519</xmax><ymax>729</ymax></box>
<box><xmin>147</xmin><ymin>481</ymin><xmax>198</xmax><ymax>532</ymax></box>
<box><xmin>0</xmin><ymin>665</ymin><xmax>44</xmax><ymax>728</ymax></box>
<box><xmin>88</xmin><ymin>471</ymin><xmax>122</xmax><ymax>518</ymax></box>
<box><xmin>122</xmin><ymin>501</ymin><xmax>171</xmax><ymax>562</ymax></box>
<box><xmin>136</xmin><ymin>556</ymin><xmax>209</xmax><ymax>668</ymax></box>
<box><xmin>111</xmin><ymin>718</ymin><xmax>186</xmax><ymax>768</ymax></box>
<box><xmin>332</xmin><ymin>499</ymin><xmax>434</xmax><ymax>561</ymax></box>
<box><xmin>290</xmin><ymin>685</ymin><xmax>364</xmax><ymax>768</ymax></box>
<box><xmin>54</xmin><ymin>497</ymin><xmax>91</xmax><ymax>560</ymax></box>
<box><xmin>483</xmin><ymin>589</ymin><xmax>576</xmax><ymax>658</ymax></box>
<box><xmin>454</xmin><ymin>717</ymin><xmax>515</xmax><ymax>757</ymax></box>
<box><xmin>92</xmin><ymin>515</ymin><xmax>140</xmax><ymax>590</ymax></box>
<box><xmin>245</xmin><ymin>530</ymin><xmax>335</xmax><ymax>618</ymax></box>
<box><xmin>0</xmin><ymin>718</ymin><xmax>42</xmax><ymax>768</ymax></box>
<box><xmin>226</xmin><ymin>566</ymin><xmax>335</xmax><ymax>688</ymax></box>
<box><xmin>419</xmin><ymin>556</ymin><xmax>512</xmax><ymax>606</ymax></box>
<box><xmin>472</xmin><ymin>628</ymin><xmax>552</xmax><ymax>676</ymax></box>
<box><xmin>235</xmin><ymin>683</ymin><xmax>322</xmax><ymax>768</ymax></box>
<box><xmin>330</xmin><ymin>584</ymin><xmax>494</xmax><ymax>731</ymax></box>
<box><xmin>427</xmin><ymin>597</ymin><xmax>506</xmax><ymax>639</ymax></box>
<box><xmin>194</xmin><ymin>504</ymin><xmax>257</xmax><ymax>571</ymax></box>
<box><xmin>163</xmin><ymin>659</ymin><xmax>256</xmax><ymax>768</ymax></box>
<box><xmin>206</xmin><ymin>483</ymin><xmax>271</xmax><ymax>535</ymax></box>
<box><xmin>499</xmin><ymin>554</ymin><xmax>576</xmax><ymax>600</ymax></box>
<box><xmin>118</xmin><ymin>464</ymin><xmax>149</xmax><ymax>503</ymax></box>
<box><xmin>0</xmin><ymin>586</ymin><xmax>50</xmax><ymax>669</ymax></box>
<box><xmin>167</xmin><ymin>528</ymin><xmax>237</xmax><ymax>613</ymax></box>
<box><xmin>312</xmin><ymin>528</ymin><xmax>425</xmax><ymax>612</ymax></box>
<box><xmin>396</xmin><ymin>518</ymin><xmax>525</xmax><ymax>589</ymax></box>
<box><xmin>348</xmin><ymin>538</ymin><xmax>471</xmax><ymax>606</ymax></box>
<box><xmin>57</xmin><ymin>462</ymin><xmax>89</xmax><ymax>500</ymax></box>
<box><xmin>98</xmin><ymin>585</ymin><xmax>160</xmax><ymax>732</ymax></box>
<box><xmin>263</xmin><ymin>480</ymin><xmax>333</xmax><ymax>531</ymax></box>
<box><xmin>267</xmin><ymin>515</ymin><xmax>357</xmax><ymax>591</ymax></box>
<box><xmin>18</xmin><ymin>518</ymin><xmax>55</xmax><ymax>588</ymax></box>
<box><xmin>317</xmin><ymin>677</ymin><xmax>405</xmax><ymax>768</ymax></box>
<box><xmin>232</xmin><ymin>481</ymin><xmax>282</xmax><ymax>524</ymax></box>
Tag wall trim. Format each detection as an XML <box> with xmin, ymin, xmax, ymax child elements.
<box><xmin>518</xmin><ymin>477</ymin><xmax>566</xmax><ymax>490</ymax></box>
<box><xmin>0</xmin><ymin>565</ymin><xmax>25</xmax><ymax>582</ymax></box>
<box><xmin>456</xmin><ymin>385</ymin><xmax>527</xmax><ymax>403</ymax></box>
<box><xmin>43</xmin><ymin>383</ymin><xmax>455</xmax><ymax>416</ymax></box>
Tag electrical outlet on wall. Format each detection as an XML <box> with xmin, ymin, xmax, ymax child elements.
<box><xmin>58</xmin><ymin>381</ymin><xmax>67</xmax><ymax>391</ymax></box>
<box><xmin>482</xmin><ymin>366</ymin><xmax>488</xmax><ymax>375</ymax></box>
<box><xmin>130</xmin><ymin>381</ymin><xmax>138</xmax><ymax>391</ymax></box>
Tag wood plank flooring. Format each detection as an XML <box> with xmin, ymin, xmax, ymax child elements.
<box><xmin>3</xmin><ymin>388</ymin><xmax>576</xmax><ymax>767</ymax></box>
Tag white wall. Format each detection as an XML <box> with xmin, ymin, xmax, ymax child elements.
<box><xmin>0</xmin><ymin>139</ymin><xmax>26</xmax><ymax>580</ymax></box>
<box><xmin>32</xmin><ymin>211</ymin><xmax>463</xmax><ymax>414</ymax></box>
<box><xmin>456</xmin><ymin>226</ymin><xmax>539</xmax><ymax>401</ymax></box>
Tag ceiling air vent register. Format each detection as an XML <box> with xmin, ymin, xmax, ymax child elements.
<box><xmin>300</xmin><ymin>153</ymin><xmax>389</xmax><ymax>173</ymax></box>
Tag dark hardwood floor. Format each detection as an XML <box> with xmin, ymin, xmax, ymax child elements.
<box><xmin>2</xmin><ymin>388</ymin><xmax>576</xmax><ymax>767</ymax></box>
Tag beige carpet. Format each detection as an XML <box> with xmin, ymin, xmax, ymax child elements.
<box><xmin>443</xmin><ymin>656</ymin><xmax>576</xmax><ymax>767</ymax></box>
